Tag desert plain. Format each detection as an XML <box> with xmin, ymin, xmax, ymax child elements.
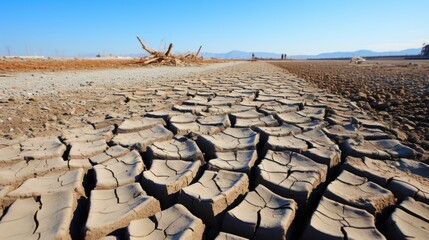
<box><xmin>0</xmin><ymin>58</ymin><xmax>428</xmax><ymax>239</ymax></box>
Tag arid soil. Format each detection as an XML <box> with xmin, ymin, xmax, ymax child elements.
<box><xmin>0</xmin><ymin>57</ymin><xmax>224</xmax><ymax>74</ymax></box>
<box><xmin>0</xmin><ymin>61</ymin><xmax>241</xmax><ymax>136</ymax></box>
<box><xmin>271</xmin><ymin>60</ymin><xmax>429</xmax><ymax>150</ymax></box>
<box><xmin>0</xmin><ymin>61</ymin><xmax>428</xmax><ymax>239</ymax></box>
<box><xmin>0</xmin><ymin>58</ymin><xmax>142</xmax><ymax>73</ymax></box>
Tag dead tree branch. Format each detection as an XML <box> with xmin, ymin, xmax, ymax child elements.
<box><xmin>195</xmin><ymin>45</ymin><xmax>202</xmax><ymax>58</ymax></box>
<box><xmin>136</xmin><ymin>36</ymin><xmax>157</xmax><ymax>55</ymax></box>
<box><xmin>165</xmin><ymin>43</ymin><xmax>173</xmax><ymax>57</ymax></box>
<box><xmin>136</xmin><ymin>35</ymin><xmax>203</xmax><ymax>66</ymax></box>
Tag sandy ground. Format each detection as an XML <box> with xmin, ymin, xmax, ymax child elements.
<box><xmin>0</xmin><ymin>57</ymin><xmax>224</xmax><ymax>73</ymax></box>
<box><xmin>0</xmin><ymin>58</ymin><xmax>140</xmax><ymax>73</ymax></box>
<box><xmin>0</xmin><ymin>62</ymin><xmax>241</xmax><ymax>98</ymax></box>
<box><xmin>0</xmin><ymin>61</ymin><xmax>243</xmax><ymax>136</ymax></box>
<box><xmin>271</xmin><ymin>60</ymin><xmax>429</xmax><ymax>149</ymax></box>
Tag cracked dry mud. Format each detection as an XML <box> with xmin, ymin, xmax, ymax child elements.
<box><xmin>0</xmin><ymin>61</ymin><xmax>428</xmax><ymax>239</ymax></box>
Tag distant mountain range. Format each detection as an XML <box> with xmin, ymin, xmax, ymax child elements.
<box><xmin>201</xmin><ymin>48</ymin><xmax>421</xmax><ymax>59</ymax></box>
<box><xmin>6</xmin><ymin>48</ymin><xmax>422</xmax><ymax>59</ymax></box>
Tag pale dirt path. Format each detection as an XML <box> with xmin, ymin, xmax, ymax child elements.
<box><xmin>0</xmin><ymin>62</ymin><xmax>244</xmax><ymax>98</ymax></box>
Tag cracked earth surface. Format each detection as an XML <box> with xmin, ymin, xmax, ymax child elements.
<box><xmin>0</xmin><ymin>61</ymin><xmax>428</xmax><ymax>239</ymax></box>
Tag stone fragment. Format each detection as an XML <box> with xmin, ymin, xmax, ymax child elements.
<box><xmin>85</xmin><ymin>183</ymin><xmax>161</xmax><ymax>239</ymax></box>
<box><xmin>222</xmin><ymin>185</ymin><xmax>297</xmax><ymax>239</ymax></box>
<box><xmin>324</xmin><ymin>170</ymin><xmax>395</xmax><ymax>217</ymax></box>
<box><xmin>208</xmin><ymin>105</ymin><xmax>254</xmax><ymax>115</ymax></box>
<box><xmin>197</xmin><ymin>114</ymin><xmax>231</xmax><ymax>127</ymax></box>
<box><xmin>342</xmin><ymin>156</ymin><xmax>429</xmax><ymax>203</ymax></box>
<box><xmin>385</xmin><ymin>197</ymin><xmax>429</xmax><ymax>240</ymax></box>
<box><xmin>323</xmin><ymin>124</ymin><xmax>391</xmax><ymax>141</ymax></box>
<box><xmin>173</xmin><ymin>104</ymin><xmax>208</xmax><ymax>114</ymax></box>
<box><xmin>388</xmin><ymin>176</ymin><xmax>429</xmax><ymax>204</ymax></box>
<box><xmin>141</xmin><ymin>159</ymin><xmax>201</xmax><ymax>207</ymax></box>
<box><xmin>259</xmin><ymin>104</ymin><xmax>299</xmax><ymax>116</ymax></box>
<box><xmin>178</xmin><ymin>170</ymin><xmax>249</xmax><ymax>224</ymax></box>
<box><xmin>352</xmin><ymin>117</ymin><xmax>390</xmax><ymax>131</ymax></box>
<box><xmin>277</xmin><ymin>112</ymin><xmax>311</xmax><ymax>124</ymax></box>
<box><xmin>256</xmin><ymin>124</ymin><xmax>302</xmax><ymax>140</ymax></box>
<box><xmin>208</xmin><ymin>150</ymin><xmax>257</xmax><ymax>175</ymax></box>
<box><xmin>112</xmin><ymin>125</ymin><xmax>173</xmax><ymax>151</ymax></box>
<box><xmin>170</xmin><ymin>113</ymin><xmax>198</xmax><ymax>124</ymax></box>
<box><xmin>93</xmin><ymin>150</ymin><xmax>144</xmax><ymax>189</ymax></box>
<box><xmin>182</xmin><ymin>96</ymin><xmax>209</xmax><ymax>106</ymax></box>
<box><xmin>302</xmin><ymin>197</ymin><xmax>386</xmax><ymax>240</ymax></box>
<box><xmin>87</xmin><ymin>116</ymin><xmax>124</xmax><ymax>129</ymax></box>
<box><xmin>61</xmin><ymin>125</ymin><xmax>114</xmax><ymax>143</ymax></box>
<box><xmin>126</xmin><ymin>204</ymin><xmax>205</xmax><ymax>240</ymax></box>
<box><xmin>234</xmin><ymin>115</ymin><xmax>279</xmax><ymax>128</ymax></box>
<box><xmin>7</xmin><ymin>168</ymin><xmax>85</xmax><ymax>198</ymax></box>
<box><xmin>89</xmin><ymin>145</ymin><xmax>130</xmax><ymax>165</ymax></box>
<box><xmin>299</xmin><ymin>106</ymin><xmax>326</xmax><ymax>120</ymax></box>
<box><xmin>240</xmin><ymin>100</ymin><xmax>279</xmax><ymax>108</ymax></box>
<box><xmin>265</xmin><ymin>129</ymin><xmax>341</xmax><ymax>169</ymax></box>
<box><xmin>255</xmin><ymin>150</ymin><xmax>327</xmax><ymax>213</ymax></box>
<box><xmin>0</xmin><ymin>191</ymin><xmax>78</xmax><ymax>240</ymax></box>
<box><xmin>294</xmin><ymin>120</ymin><xmax>328</xmax><ymax>132</ymax></box>
<box><xmin>144</xmin><ymin>109</ymin><xmax>182</xmax><ymax>121</ymax></box>
<box><xmin>343</xmin><ymin>139</ymin><xmax>416</xmax><ymax>159</ymax></box>
<box><xmin>276</xmin><ymin>98</ymin><xmax>304</xmax><ymax>108</ymax></box>
<box><xmin>170</xmin><ymin>121</ymin><xmax>226</xmax><ymax>136</ymax></box>
<box><xmin>197</xmin><ymin>128</ymin><xmax>259</xmax><ymax>159</ymax></box>
<box><xmin>230</xmin><ymin>109</ymin><xmax>264</xmax><ymax>120</ymax></box>
<box><xmin>169</xmin><ymin>114</ymin><xmax>230</xmax><ymax>137</ymax></box>
<box><xmin>68</xmin><ymin>139</ymin><xmax>108</xmax><ymax>160</ymax></box>
<box><xmin>117</xmin><ymin>117</ymin><xmax>166</xmax><ymax>133</ymax></box>
<box><xmin>0</xmin><ymin>137</ymin><xmax>66</xmax><ymax>166</ymax></box>
<box><xmin>147</xmin><ymin>137</ymin><xmax>205</xmax><ymax>164</ymax></box>
<box><xmin>297</xmin><ymin>129</ymin><xmax>341</xmax><ymax>168</ymax></box>
<box><xmin>0</xmin><ymin>157</ymin><xmax>70</xmax><ymax>187</ymax></box>
<box><xmin>208</xmin><ymin>96</ymin><xmax>241</xmax><ymax>106</ymax></box>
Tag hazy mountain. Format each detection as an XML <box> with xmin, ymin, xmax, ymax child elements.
<box><xmin>202</xmin><ymin>50</ymin><xmax>281</xmax><ymax>59</ymax></box>
<box><xmin>291</xmin><ymin>48</ymin><xmax>421</xmax><ymax>59</ymax></box>
<box><xmin>201</xmin><ymin>48</ymin><xmax>421</xmax><ymax>60</ymax></box>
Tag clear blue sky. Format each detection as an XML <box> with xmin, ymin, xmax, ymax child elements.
<box><xmin>1</xmin><ymin>0</ymin><xmax>428</xmax><ymax>57</ymax></box>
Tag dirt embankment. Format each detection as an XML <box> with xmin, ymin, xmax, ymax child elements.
<box><xmin>271</xmin><ymin>60</ymin><xmax>429</xmax><ymax>149</ymax></box>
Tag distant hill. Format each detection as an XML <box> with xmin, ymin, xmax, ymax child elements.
<box><xmin>202</xmin><ymin>50</ymin><xmax>281</xmax><ymax>59</ymax></box>
<box><xmin>201</xmin><ymin>48</ymin><xmax>421</xmax><ymax>60</ymax></box>
<box><xmin>291</xmin><ymin>48</ymin><xmax>421</xmax><ymax>59</ymax></box>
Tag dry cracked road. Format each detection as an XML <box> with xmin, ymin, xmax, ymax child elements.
<box><xmin>0</xmin><ymin>62</ymin><xmax>428</xmax><ymax>240</ymax></box>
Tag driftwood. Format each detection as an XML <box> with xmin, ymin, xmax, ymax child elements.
<box><xmin>137</xmin><ymin>36</ymin><xmax>157</xmax><ymax>55</ymax></box>
<box><xmin>165</xmin><ymin>43</ymin><xmax>173</xmax><ymax>57</ymax></box>
<box><xmin>195</xmin><ymin>45</ymin><xmax>202</xmax><ymax>59</ymax></box>
<box><xmin>136</xmin><ymin>35</ymin><xmax>203</xmax><ymax>66</ymax></box>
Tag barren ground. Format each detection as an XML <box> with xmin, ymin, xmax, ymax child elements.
<box><xmin>0</xmin><ymin>60</ymin><xmax>428</xmax><ymax>239</ymax></box>
<box><xmin>0</xmin><ymin>61</ymin><xmax>241</xmax><ymax>137</ymax></box>
<box><xmin>0</xmin><ymin>57</ymin><xmax>225</xmax><ymax>74</ymax></box>
<box><xmin>271</xmin><ymin>60</ymin><xmax>429</xmax><ymax>149</ymax></box>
